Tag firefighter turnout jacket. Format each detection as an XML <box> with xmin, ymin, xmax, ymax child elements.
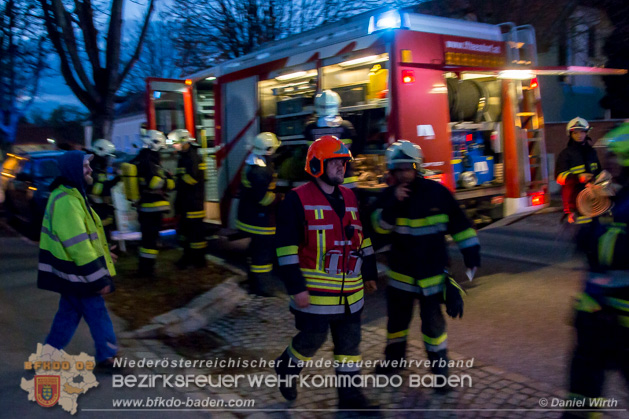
<box><xmin>236</xmin><ymin>154</ymin><xmax>278</xmax><ymax>235</ymax></box>
<box><xmin>555</xmin><ymin>138</ymin><xmax>601</xmax><ymax>216</ymax></box>
<box><xmin>276</xmin><ymin>182</ymin><xmax>378</xmax><ymax>314</ymax></box>
<box><xmin>175</xmin><ymin>144</ymin><xmax>206</xmax><ymax>217</ymax></box>
<box><xmin>136</xmin><ymin>148</ymin><xmax>175</xmax><ymax>213</ymax></box>
<box><xmin>89</xmin><ymin>154</ymin><xmax>118</xmax><ymax>205</ymax></box>
<box><xmin>372</xmin><ymin>176</ymin><xmax>480</xmax><ymax>295</ymax></box>
<box><xmin>565</xmin><ymin>183</ymin><xmax>629</xmax><ymax>412</ymax></box>
<box><xmin>39</xmin><ymin>185</ymin><xmax>115</xmax><ymax>296</ymax></box>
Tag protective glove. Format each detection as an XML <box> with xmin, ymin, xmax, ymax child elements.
<box><xmin>444</xmin><ymin>274</ymin><xmax>466</xmax><ymax>319</ymax></box>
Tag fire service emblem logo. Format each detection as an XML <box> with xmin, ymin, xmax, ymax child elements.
<box><xmin>35</xmin><ymin>375</ymin><xmax>60</xmax><ymax>408</ymax></box>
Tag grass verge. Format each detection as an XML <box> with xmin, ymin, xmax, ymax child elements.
<box><xmin>105</xmin><ymin>248</ymin><xmax>233</xmax><ymax>330</ymax></box>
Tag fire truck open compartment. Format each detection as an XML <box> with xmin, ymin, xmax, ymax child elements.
<box><xmin>258</xmin><ymin>52</ymin><xmax>391</xmax><ymax>185</ymax></box>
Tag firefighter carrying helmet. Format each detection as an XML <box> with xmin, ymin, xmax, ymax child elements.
<box><xmin>315</xmin><ymin>90</ymin><xmax>341</xmax><ymax>118</ymax></box>
<box><xmin>385</xmin><ymin>140</ymin><xmax>423</xmax><ymax>170</ymax></box>
<box><xmin>142</xmin><ymin>130</ymin><xmax>167</xmax><ymax>151</ymax></box>
<box><xmin>251</xmin><ymin>132</ymin><xmax>281</xmax><ymax>156</ymax></box>
<box><xmin>602</xmin><ymin>122</ymin><xmax>629</xmax><ymax>166</ymax></box>
<box><xmin>305</xmin><ymin>135</ymin><xmax>353</xmax><ymax>177</ymax></box>
<box><xmin>92</xmin><ymin>139</ymin><xmax>116</xmax><ymax>157</ymax></box>
<box><xmin>566</xmin><ymin>117</ymin><xmax>591</xmax><ymax>135</ymax></box>
<box><xmin>168</xmin><ymin>129</ymin><xmax>194</xmax><ymax>144</ymax></box>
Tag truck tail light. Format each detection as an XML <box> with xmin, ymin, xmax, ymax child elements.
<box><xmin>402</xmin><ymin>70</ymin><xmax>415</xmax><ymax>84</ymax></box>
<box><xmin>531</xmin><ymin>191</ymin><xmax>544</xmax><ymax>206</ymax></box>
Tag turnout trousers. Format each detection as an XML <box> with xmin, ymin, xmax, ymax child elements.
<box><xmin>563</xmin><ymin>310</ymin><xmax>629</xmax><ymax>418</ymax></box>
<box><xmin>276</xmin><ymin>309</ymin><xmax>364</xmax><ymax>402</ymax></box>
<box><xmin>246</xmin><ymin>233</ymin><xmax>275</xmax><ymax>295</ymax></box>
<box><xmin>177</xmin><ymin>213</ymin><xmax>207</xmax><ymax>267</ymax></box>
<box><xmin>138</xmin><ymin>211</ymin><xmax>162</xmax><ymax>276</ymax></box>
<box><xmin>384</xmin><ymin>286</ymin><xmax>449</xmax><ymax>374</ymax></box>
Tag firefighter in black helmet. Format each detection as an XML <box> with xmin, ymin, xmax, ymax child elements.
<box><xmin>170</xmin><ymin>129</ymin><xmax>207</xmax><ymax>269</ymax></box>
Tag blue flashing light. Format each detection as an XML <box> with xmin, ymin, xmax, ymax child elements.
<box><xmin>153</xmin><ymin>91</ymin><xmax>162</xmax><ymax>99</ymax></box>
<box><xmin>368</xmin><ymin>10</ymin><xmax>402</xmax><ymax>34</ymax></box>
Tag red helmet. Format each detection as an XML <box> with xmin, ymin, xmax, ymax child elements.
<box><xmin>305</xmin><ymin>135</ymin><xmax>353</xmax><ymax>177</ymax></box>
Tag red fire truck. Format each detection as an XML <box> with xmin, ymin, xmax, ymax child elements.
<box><xmin>143</xmin><ymin>9</ymin><xmax>624</xmax><ymax>228</ymax></box>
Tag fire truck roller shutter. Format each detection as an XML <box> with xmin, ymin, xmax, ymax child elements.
<box><xmin>447</xmin><ymin>79</ymin><xmax>498</xmax><ymax>123</ymax></box>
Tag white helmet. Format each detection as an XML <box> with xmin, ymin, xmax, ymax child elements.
<box><xmin>385</xmin><ymin>140</ymin><xmax>423</xmax><ymax>170</ymax></box>
<box><xmin>142</xmin><ymin>130</ymin><xmax>167</xmax><ymax>151</ymax></box>
<box><xmin>92</xmin><ymin>139</ymin><xmax>116</xmax><ymax>157</ymax></box>
<box><xmin>315</xmin><ymin>90</ymin><xmax>341</xmax><ymax>117</ymax></box>
<box><xmin>566</xmin><ymin>117</ymin><xmax>591</xmax><ymax>135</ymax></box>
<box><xmin>167</xmin><ymin>129</ymin><xmax>194</xmax><ymax>144</ymax></box>
<box><xmin>251</xmin><ymin>132</ymin><xmax>281</xmax><ymax>156</ymax></box>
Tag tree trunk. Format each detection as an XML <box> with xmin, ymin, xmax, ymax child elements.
<box><xmin>91</xmin><ymin>105</ymin><xmax>115</xmax><ymax>142</ymax></box>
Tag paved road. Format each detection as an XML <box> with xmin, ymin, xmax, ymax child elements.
<box><xmin>1</xmin><ymin>209</ymin><xmax>627</xmax><ymax>417</ymax></box>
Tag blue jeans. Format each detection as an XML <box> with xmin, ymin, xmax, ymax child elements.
<box><xmin>45</xmin><ymin>294</ymin><xmax>118</xmax><ymax>363</ymax></box>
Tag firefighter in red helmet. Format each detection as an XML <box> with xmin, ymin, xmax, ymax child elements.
<box><xmin>273</xmin><ymin>135</ymin><xmax>378</xmax><ymax>411</ymax></box>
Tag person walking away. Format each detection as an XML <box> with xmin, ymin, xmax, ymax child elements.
<box><xmin>371</xmin><ymin>140</ymin><xmax>480</xmax><ymax>392</ymax></box>
<box><xmin>170</xmin><ymin>129</ymin><xmax>207</xmax><ymax>269</ymax></box>
<box><xmin>39</xmin><ymin>150</ymin><xmax>120</xmax><ymax>371</ymax></box>
<box><xmin>556</xmin><ymin>117</ymin><xmax>602</xmax><ymax>224</ymax></box>
<box><xmin>236</xmin><ymin>132</ymin><xmax>281</xmax><ymax>296</ymax></box>
<box><xmin>135</xmin><ymin>130</ymin><xmax>174</xmax><ymax>276</ymax></box>
<box><xmin>273</xmin><ymin>135</ymin><xmax>378</xmax><ymax>410</ymax></box>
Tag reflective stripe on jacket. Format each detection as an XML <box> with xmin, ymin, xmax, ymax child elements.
<box><xmin>371</xmin><ymin>176</ymin><xmax>480</xmax><ymax>296</ymax></box>
<box><xmin>38</xmin><ymin>185</ymin><xmax>115</xmax><ymax>296</ymax></box>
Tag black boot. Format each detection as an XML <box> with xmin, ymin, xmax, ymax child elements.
<box><xmin>138</xmin><ymin>257</ymin><xmax>155</xmax><ymax>277</ymax></box>
<box><xmin>337</xmin><ymin>373</ymin><xmax>379</xmax><ymax>414</ymax></box>
<box><xmin>191</xmin><ymin>249</ymin><xmax>207</xmax><ymax>268</ymax></box>
<box><xmin>428</xmin><ymin>350</ymin><xmax>453</xmax><ymax>394</ymax></box>
<box><xmin>274</xmin><ymin>349</ymin><xmax>298</xmax><ymax>401</ymax></box>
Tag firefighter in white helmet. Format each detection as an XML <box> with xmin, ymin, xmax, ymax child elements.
<box><xmin>88</xmin><ymin>139</ymin><xmax>118</xmax><ymax>242</ymax></box>
<box><xmin>134</xmin><ymin>130</ymin><xmax>174</xmax><ymax>276</ymax></box>
<box><xmin>170</xmin><ymin>129</ymin><xmax>207</xmax><ymax>269</ymax></box>
<box><xmin>236</xmin><ymin>132</ymin><xmax>281</xmax><ymax>295</ymax></box>
<box><xmin>555</xmin><ymin>117</ymin><xmax>602</xmax><ymax>224</ymax></box>
<box><xmin>303</xmin><ymin>90</ymin><xmax>358</xmax><ymax>187</ymax></box>
<box><xmin>371</xmin><ymin>140</ymin><xmax>480</xmax><ymax>392</ymax></box>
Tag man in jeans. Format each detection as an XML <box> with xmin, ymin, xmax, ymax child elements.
<box><xmin>38</xmin><ymin>150</ymin><xmax>120</xmax><ymax>371</ymax></box>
